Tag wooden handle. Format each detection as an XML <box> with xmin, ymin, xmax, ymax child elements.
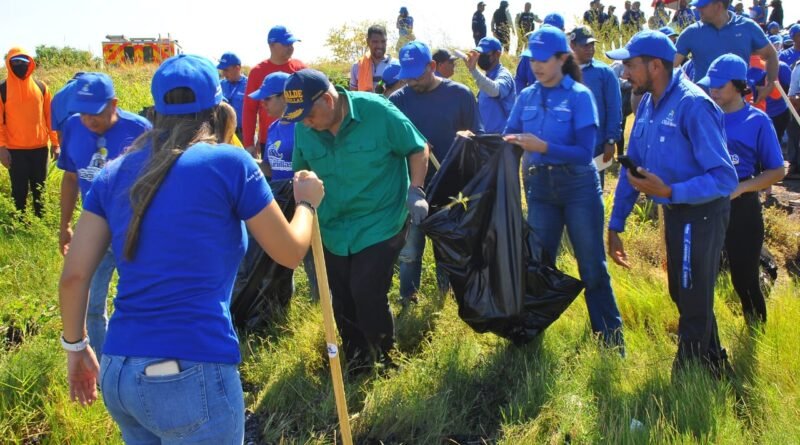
<box><xmin>310</xmin><ymin>214</ymin><xmax>353</xmax><ymax>445</ymax></box>
<box><xmin>775</xmin><ymin>81</ymin><xmax>800</xmax><ymax>127</ymax></box>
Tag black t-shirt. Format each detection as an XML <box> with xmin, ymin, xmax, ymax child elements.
<box><xmin>518</xmin><ymin>12</ymin><xmax>536</xmax><ymax>33</ymax></box>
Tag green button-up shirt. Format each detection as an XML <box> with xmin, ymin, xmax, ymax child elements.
<box><xmin>292</xmin><ymin>87</ymin><xmax>426</xmax><ymax>255</ymax></box>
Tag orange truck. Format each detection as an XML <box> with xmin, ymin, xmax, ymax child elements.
<box><xmin>102</xmin><ymin>35</ymin><xmax>181</xmax><ymax>65</ymax></box>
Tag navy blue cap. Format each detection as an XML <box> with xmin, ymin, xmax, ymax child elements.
<box><xmin>249</xmin><ymin>72</ymin><xmax>290</xmax><ymax>100</ymax></box>
<box><xmin>475</xmin><ymin>37</ymin><xmax>503</xmax><ymax>54</ymax></box>
<box><xmin>281</xmin><ymin>69</ymin><xmax>330</xmax><ymax>123</ymax></box>
<box><xmin>606</xmin><ymin>30</ymin><xmax>677</xmax><ymax>61</ymax></box>
<box><xmin>569</xmin><ymin>26</ymin><xmax>597</xmax><ymax>45</ymax></box>
<box><xmin>216</xmin><ymin>52</ymin><xmax>241</xmax><ymax>70</ymax></box>
<box><xmin>382</xmin><ymin>61</ymin><xmax>402</xmax><ymax>87</ymax></box>
<box><xmin>268</xmin><ymin>25</ymin><xmax>300</xmax><ymax>45</ymax></box>
<box><xmin>543</xmin><ymin>13</ymin><xmax>565</xmax><ymax>31</ymax></box>
<box><xmin>767</xmin><ymin>22</ymin><xmax>780</xmax><ymax>31</ymax></box>
<box><xmin>152</xmin><ymin>54</ymin><xmax>223</xmax><ymax>115</ymax></box>
<box><xmin>529</xmin><ymin>26</ymin><xmax>569</xmax><ymax>62</ymax></box>
<box><xmin>697</xmin><ymin>54</ymin><xmax>747</xmax><ymax>89</ymax></box>
<box><xmin>398</xmin><ymin>41</ymin><xmax>432</xmax><ymax>79</ymax></box>
<box><xmin>659</xmin><ymin>26</ymin><xmax>678</xmax><ymax>38</ymax></box>
<box><xmin>790</xmin><ymin>24</ymin><xmax>800</xmax><ymax>39</ymax></box>
<box><xmin>71</xmin><ymin>72</ymin><xmax>115</xmax><ymax>115</ymax></box>
<box><xmin>399</xmin><ymin>6</ymin><xmax>408</xmax><ymax>13</ymax></box>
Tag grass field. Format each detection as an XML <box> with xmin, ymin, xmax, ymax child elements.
<box><xmin>1</xmin><ymin>63</ymin><xmax>799</xmax><ymax>444</ymax></box>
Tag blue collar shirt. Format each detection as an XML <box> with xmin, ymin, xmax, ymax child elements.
<box><xmin>478</xmin><ymin>63</ymin><xmax>515</xmax><ymax>133</ymax></box>
<box><xmin>580</xmin><ymin>59</ymin><xmax>623</xmax><ymax>148</ymax></box>
<box><xmin>609</xmin><ymin>74</ymin><xmax>738</xmax><ymax>233</ymax></box>
<box><xmin>675</xmin><ymin>12</ymin><xmax>769</xmax><ymax>82</ymax></box>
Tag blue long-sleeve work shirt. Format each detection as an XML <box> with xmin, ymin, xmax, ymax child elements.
<box><xmin>580</xmin><ymin>59</ymin><xmax>622</xmax><ymax>150</ymax></box>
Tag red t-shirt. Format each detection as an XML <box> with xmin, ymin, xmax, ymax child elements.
<box><xmin>242</xmin><ymin>58</ymin><xmax>307</xmax><ymax>147</ymax></box>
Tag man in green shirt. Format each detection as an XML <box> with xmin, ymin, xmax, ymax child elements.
<box><xmin>285</xmin><ymin>69</ymin><xmax>429</xmax><ymax>372</ymax></box>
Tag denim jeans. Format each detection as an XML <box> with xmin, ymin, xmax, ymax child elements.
<box><xmin>88</xmin><ymin>249</ymin><xmax>115</xmax><ymax>360</ymax></box>
<box><xmin>524</xmin><ymin>164</ymin><xmax>624</xmax><ymax>347</ymax></box>
<box><xmin>100</xmin><ymin>355</ymin><xmax>244</xmax><ymax>444</ymax></box>
<box><xmin>398</xmin><ymin>223</ymin><xmax>449</xmax><ymax>299</ymax></box>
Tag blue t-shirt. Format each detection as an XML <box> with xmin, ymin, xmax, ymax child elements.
<box><xmin>221</xmin><ymin>75</ymin><xmax>248</xmax><ymax>128</ymax></box>
<box><xmin>50</xmin><ymin>77</ymin><xmax>82</xmax><ymax>133</ymax></box>
<box><xmin>505</xmin><ymin>74</ymin><xmax>599</xmax><ymax>169</ymax></box>
<box><xmin>478</xmin><ymin>64</ymin><xmax>515</xmax><ymax>133</ymax></box>
<box><xmin>723</xmin><ymin>103</ymin><xmax>784</xmax><ymax>179</ymax></box>
<box><xmin>676</xmin><ymin>12</ymin><xmax>769</xmax><ymax>82</ymax></box>
<box><xmin>82</xmin><ymin>143</ymin><xmax>273</xmax><ymax>364</ymax></box>
<box><xmin>265</xmin><ymin>119</ymin><xmax>295</xmax><ymax>181</ymax></box>
<box><xmin>389</xmin><ymin>79</ymin><xmax>483</xmax><ymax>183</ymax></box>
<box><xmin>610</xmin><ymin>74</ymin><xmax>738</xmax><ymax>232</ymax></box>
<box><xmin>58</xmin><ymin>109</ymin><xmax>151</xmax><ymax>200</ymax></box>
<box><xmin>779</xmin><ymin>47</ymin><xmax>800</xmax><ymax>68</ymax></box>
<box><xmin>765</xmin><ymin>62</ymin><xmax>792</xmax><ymax>117</ymax></box>
<box><xmin>580</xmin><ymin>59</ymin><xmax>623</xmax><ymax>151</ymax></box>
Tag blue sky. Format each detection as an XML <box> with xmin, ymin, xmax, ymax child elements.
<box><xmin>3</xmin><ymin>1</ymin><xmax>799</xmax><ymax>66</ymax></box>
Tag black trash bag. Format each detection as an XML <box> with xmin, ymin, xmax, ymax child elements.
<box><xmin>421</xmin><ymin>134</ymin><xmax>584</xmax><ymax>344</ymax></box>
<box><xmin>230</xmin><ymin>179</ymin><xmax>296</xmax><ymax>331</ymax></box>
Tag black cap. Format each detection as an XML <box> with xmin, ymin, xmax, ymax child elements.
<box><xmin>432</xmin><ymin>49</ymin><xmax>457</xmax><ymax>63</ymax></box>
<box><xmin>569</xmin><ymin>26</ymin><xmax>598</xmax><ymax>45</ymax></box>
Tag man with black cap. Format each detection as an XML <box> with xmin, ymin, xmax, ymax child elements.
<box><xmin>242</xmin><ymin>25</ymin><xmax>306</xmax><ymax>158</ymax></box>
<box><xmin>285</xmin><ymin>69</ymin><xmax>429</xmax><ymax>372</ymax></box>
<box><xmin>432</xmin><ymin>49</ymin><xmax>459</xmax><ymax>78</ymax></box>
<box><xmin>390</xmin><ymin>41</ymin><xmax>483</xmax><ymax>305</ymax></box>
<box><xmin>570</xmin><ymin>26</ymin><xmax>622</xmax><ymax>188</ymax></box>
<box><xmin>606</xmin><ymin>30</ymin><xmax>738</xmax><ymax>377</ymax></box>
<box><xmin>472</xmin><ymin>2</ymin><xmax>488</xmax><ymax>46</ymax></box>
<box><xmin>0</xmin><ymin>47</ymin><xmax>59</xmax><ymax>218</ymax></box>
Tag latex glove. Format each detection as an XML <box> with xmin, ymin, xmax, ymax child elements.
<box><xmin>406</xmin><ymin>186</ymin><xmax>428</xmax><ymax>225</ymax></box>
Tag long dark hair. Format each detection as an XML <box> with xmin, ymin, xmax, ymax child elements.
<box><xmin>122</xmin><ymin>87</ymin><xmax>223</xmax><ymax>260</ymax></box>
<box><xmin>731</xmin><ymin>79</ymin><xmax>751</xmax><ymax>97</ymax></box>
<box><xmin>555</xmin><ymin>52</ymin><xmax>583</xmax><ymax>83</ymax></box>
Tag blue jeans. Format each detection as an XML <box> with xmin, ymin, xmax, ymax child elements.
<box><xmin>100</xmin><ymin>355</ymin><xmax>244</xmax><ymax>444</ymax></box>
<box><xmin>398</xmin><ymin>223</ymin><xmax>449</xmax><ymax>299</ymax></box>
<box><xmin>524</xmin><ymin>164</ymin><xmax>624</xmax><ymax>347</ymax></box>
<box><xmin>88</xmin><ymin>249</ymin><xmax>115</xmax><ymax>360</ymax></box>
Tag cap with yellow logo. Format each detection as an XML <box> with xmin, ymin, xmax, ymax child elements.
<box><xmin>281</xmin><ymin>69</ymin><xmax>331</xmax><ymax>123</ymax></box>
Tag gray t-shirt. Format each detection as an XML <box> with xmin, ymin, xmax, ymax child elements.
<box><xmin>349</xmin><ymin>56</ymin><xmax>393</xmax><ymax>90</ymax></box>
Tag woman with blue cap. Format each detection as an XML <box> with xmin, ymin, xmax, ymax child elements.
<box><xmin>504</xmin><ymin>25</ymin><xmax>624</xmax><ymax>351</ymax></box>
<box><xmin>699</xmin><ymin>53</ymin><xmax>785</xmax><ymax>326</ymax></box>
<box><xmin>58</xmin><ymin>54</ymin><xmax>324</xmax><ymax>442</ymax></box>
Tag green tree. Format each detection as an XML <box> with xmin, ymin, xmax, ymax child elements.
<box><xmin>34</xmin><ymin>45</ymin><xmax>99</xmax><ymax>68</ymax></box>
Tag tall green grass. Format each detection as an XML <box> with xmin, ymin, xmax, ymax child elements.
<box><xmin>1</xmin><ymin>64</ymin><xmax>799</xmax><ymax>444</ymax></box>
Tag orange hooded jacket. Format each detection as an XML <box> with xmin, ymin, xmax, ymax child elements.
<box><xmin>0</xmin><ymin>47</ymin><xmax>58</xmax><ymax>150</ymax></box>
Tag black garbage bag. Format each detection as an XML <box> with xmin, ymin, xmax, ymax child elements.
<box><xmin>421</xmin><ymin>134</ymin><xmax>583</xmax><ymax>344</ymax></box>
<box><xmin>230</xmin><ymin>179</ymin><xmax>295</xmax><ymax>330</ymax></box>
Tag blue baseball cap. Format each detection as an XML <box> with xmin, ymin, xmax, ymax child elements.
<box><xmin>790</xmin><ymin>24</ymin><xmax>800</xmax><ymax>39</ymax></box>
<box><xmin>606</xmin><ymin>30</ymin><xmax>677</xmax><ymax>62</ymax></box>
<box><xmin>249</xmin><ymin>72</ymin><xmax>290</xmax><ymax>100</ymax></box>
<box><xmin>281</xmin><ymin>69</ymin><xmax>330</xmax><ymax>123</ymax></box>
<box><xmin>70</xmin><ymin>72</ymin><xmax>115</xmax><ymax>115</ymax></box>
<box><xmin>543</xmin><ymin>13</ymin><xmax>565</xmax><ymax>31</ymax></box>
<box><xmin>529</xmin><ymin>26</ymin><xmax>569</xmax><ymax>62</ymax></box>
<box><xmin>697</xmin><ymin>54</ymin><xmax>747</xmax><ymax>89</ymax></box>
<box><xmin>268</xmin><ymin>25</ymin><xmax>299</xmax><ymax>45</ymax></box>
<box><xmin>769</xmin><ymin>35</ymin><xmax>783</xmax><ymax>45</ymax></box>
<box><xmin>399</xmin><ymin>6</ymin><xmax>408</xmax><ymax>13</ymax></box>
<box><xmin>746</xmin><ymin>67</ymin><xmax>767</xmax><ymax>89</ymax></box>
<box><xmin>398</xmin><ymin>41</ymin><xmax>432</xmax><ymax>79</ymax></box>
<box><xmin>216</xmin><ymin>52</ymin><xmax>241</xmax><ymax>70</ymax></box>
<box><xmin>382</xmin><ymin>61</ymin><xmax>402</xmax><ymax>87</ymax></box>
<box><xmin>767</xmin><ymin>22</ymin><xmax>780</xmax><ymax>32</ymax></box>
<box><xmin>659</xmin><ymin>26</ymin><xmax>678</xmax><ymax>38</ymax></box>
<box><xmin>475</xmin><ymin>37</ymin><xmax>503</xmax><ymax>54</ymax></box>
<box><xmin>151</xmin><ymin>54</ymin><xmax>223</xmax><ymax>115</ymax></box>
<box><xmin>689</xmin><ymin>0</ymin><xmax>719</xmax><ymax>7</ymax></box>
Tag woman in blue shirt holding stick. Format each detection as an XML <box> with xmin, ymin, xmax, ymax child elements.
<box><xmin>504</xmin><ymin>25</ymin><xmax>624</xmax><ymax>351</ymax></box>
<box><xmin>699</xmin><ymin>54</ymin><xmax>785</xmax><ymax>326</ymax></box>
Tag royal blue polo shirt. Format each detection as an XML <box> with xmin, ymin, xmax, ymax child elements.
<box><xmin>580</xmin><ymin>59</ymin><xmax>622</xmax><ymax>151</ymax></box>
<box><xmin>58</xmin><ymin>109</ymin><xmax>151</xmax><ymax>200</ymax></box>
<box><xmin>609</xmin><ymin>73</ymin><xmax>738</xmax><ymax>233</ymax></box>
<box><xmin>221</xmin><ymin>75</ymin><xmax>248</xmax><ymax>129</ymax></box>
<box><xmin>765</xmin><ymin>62</ymin><xmax>792</xmax><ymax>117</ymax></box>
<box><xmin>265</xmin><ymin>119</ymin><xmax>295</xmax><ymax>181</ymax></box>
<box><xmin>83</xmin><ymin>143</ymin><xmax>273</xmax><ymax>363</ymax></box>
<box><xmin>478</xmin><ymin>63</ymin><xmax>515</xmax><ymax>133</ymax></box>
<box><xmin>676</xmin><ymin>12</ymin><xmax>769</xmax><ymax>82</ymax></box>
<box><xmin>724</xmin><ymin>103</ymin><xmax>784</xmax><ymax>179</ymax></box>
<box><xmin>779</xmin><ymin>47</ymin><xmax>800</xmax><ymax>68</ymax></box>
<box><xmin>504</xmin><ymin>74</ymin><xmax>599</xmax><ymax>169</ymax></box>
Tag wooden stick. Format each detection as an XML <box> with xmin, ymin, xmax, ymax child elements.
<box><xmin>775</xmin><ymin>81</ymin><xmax>800</xmax><ymax>127</ymax></box>
<box><xmin>429</xmin><ymin>150</ymin><xmax>441</xmax><ymax>171</ymax></box>
<box><xmin>311</xmin><ymin>215</ymin><xmax>354</xmax><ymax>445</ymax></box>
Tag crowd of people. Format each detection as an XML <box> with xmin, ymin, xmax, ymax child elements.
<box><xmin>0</xmin><ymin>0</ymin><xmax>798</xmax><ymax>442</ymax></box>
